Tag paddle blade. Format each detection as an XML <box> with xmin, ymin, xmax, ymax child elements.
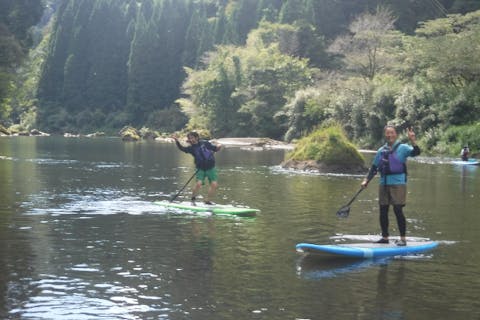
<box><xmin>336</xmin><ymin>206</ymin><xmax>350</xmax><ymax>218</ymax></box>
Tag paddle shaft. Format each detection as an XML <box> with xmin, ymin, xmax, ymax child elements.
<box><xmin>345</xmin><ymin>187</ymin><xmax>364</xmax><ymax>207</ymax></box>
<box><xmin>170</xmin><ymin>169</ymin><xmax>199</xmax><ymax>202</ymax></box>
<box><xmin>337</xmin><ymin>176</ymin><xmax>372</xmax><ymax>213</ymax></box>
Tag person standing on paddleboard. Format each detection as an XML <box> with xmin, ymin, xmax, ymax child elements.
<box><xmin>361</xmin><ymin>125</ymin><xmax>420</xmax><ymax>246</ymax></box>
<box><xmin>460</xmin><ymin>145</ymin><xmax>470</xmax><ymax>161</ymax></box>
<box><xmin>172</xmin><ymin>131</ymin><xmax>222</xmax><ymax>205</ymax></box>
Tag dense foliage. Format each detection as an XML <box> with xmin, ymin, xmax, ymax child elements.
<box><xmin>2</xmin><ymin>0</ymin><xmax>480</xmax><ymax>154</ymax></box>
<box><xmin>183</xmin><ymin>7</ymin><xmax>480</xmax><ymax>153</ymax></box>
<box><xmin>0</xmin><ymin>0</ymin><xmax>43</xmax><ymax>121</ymax></box>
<box><xmin>178</xmin><ymin>22</ymin><xmax>313</xmax><ymax>139</ymax></box>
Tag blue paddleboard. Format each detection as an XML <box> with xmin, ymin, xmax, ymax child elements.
<box><xmin>296</xmin><ymin>241</ymin><xmax>438</xmax><ymax>259</ymax></box>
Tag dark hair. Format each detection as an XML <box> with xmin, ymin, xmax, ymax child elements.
<box><xmin>383</xmin><ymin>124</ymin><xmax>397</xmax><ymax>132</ymax></box>
<box><xmin>187</xmin><ymin>131</ymin><xmax>199</xmax><ymax>139</ymax></box>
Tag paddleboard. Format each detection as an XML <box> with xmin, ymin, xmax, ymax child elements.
<box><xmin>296</xmin><ymin>241</ymin><xmax>438</xmax><ymax>259</ymax></box>
<box><xmin>154</xmin><ymin>200</ymin><xmax>259</xmax><ymax>217</ymax></box>
<box><xmin>452</xmin><ymin>159</ymin><xmax>479</xmax><ymax>165</ymax></box>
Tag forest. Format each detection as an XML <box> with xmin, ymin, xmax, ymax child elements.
<box><xmin>1</xmin><ymin>0</ymin><xmax>480</xmax><ymax>153</ymax></box>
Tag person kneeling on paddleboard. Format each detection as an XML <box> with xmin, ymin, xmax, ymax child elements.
<box><xmin>172</xmin><ymin>131</ymin><xmax>222</xmax><ymax>205</ymax></box>
<box><xmin>361</xmin><ymin>125</ymin><xmax>420</xmax><ymax>246</ymax></box>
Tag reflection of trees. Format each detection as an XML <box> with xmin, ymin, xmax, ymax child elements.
<box><xmin>0</xmin><ymin>137</ymin><xmax>43</xmax><ymax>316</ymax></box>
<box><xmin>1</xmin><ymin>137</ymin><xmax>43</xmax><ymax>198</ymax></box>
<box><xmin>0</xmin><ymin>230</ymin><xmax>34</xmax><ymax>317</ymax></box>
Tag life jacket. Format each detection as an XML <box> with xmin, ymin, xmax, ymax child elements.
<box><xmin>378</xmin><ymin>143</ymin><xmax>406</xmax><ymax>176</ymax></box>
<box><xmin>192</xmin><ymin>141</ymin><xmax>215</xmax><ymax>170</ymax></box>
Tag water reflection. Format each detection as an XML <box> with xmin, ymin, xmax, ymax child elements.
<box><xmin>1</xmin><ymin>137</ymin><xmax>480</xmax><ymax>319</ymax></box>
<box><xmin>5</xmin><ymin>211</ymin><xmax>226</xmax><ymax>319</ymax></box>
<box><xmin>296</xmin><ymin>255</ymin><xmax>391</xmax><ymax>279</ymax></box>
<box><xmin>373</xmin><ymin>263</ymin><xmax>406</xmax><ymax>320</ymax></box>
<box><xmin>295</xmin><ymin>251</ymin><xmax>434</xmax><ymax>280</ymax></box>
<box><xmin>23</xmin><ymin>194</ymin><xmax>168</xmax><ymax>216</ymax></box>
<box><xmin>457</xmin><ymin>164</ymin><xmax>478</xmax><ymax>193</ymax></box>
<box><xmin>10</xmin><ymin>274</ymin><xmax>167</xmax><ymax>319</ymax></box>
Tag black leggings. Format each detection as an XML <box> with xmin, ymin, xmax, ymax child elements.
<box><xmin>379</xmin><ymin>205</ymin><xmax>406</xmax><ymax>237</ymax></box>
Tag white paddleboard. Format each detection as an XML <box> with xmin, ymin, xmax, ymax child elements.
<box><xmin>452</xmin><ymin>159</ymin><xmax>479</xmax><ymax>165</ymax></box>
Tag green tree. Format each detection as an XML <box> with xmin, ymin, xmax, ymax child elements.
<box><xmin>0</xmin><ymin>0</ymin><xmax>43</xmax><ymax>123</ymax></box>
<box><xmin>256</xmin><ymin>0</ymin><xmax>281</xmax><ymax>22</ymax></box>
<box><xmin>179</xmin><ymin>23</ymin><xmax>312</xmax><ymax>139</ymax></box>
<box><xmin>402</xmin><ymin>10</ymin><xmax>480</xmax><ymax>129</ymax></box>
<box><xmin>328</xmin><ymin>6</ymin><xmax>398</xmax><ymax>80</ymax></box>
<box><xmin>279</xmin><ymin>0</ymin><xmax>305</xmax><ymax>24</ymax></box>
<box><xmin>183</xmin><ymin>3</ymin><xmax>210</xmax><ymax>67</ymax></box>
<box><xmin>83</xmin><ymin>0</ymin><xmax>133</xmax><ymax>112</ymax></box>
<box><xmin>446</xmin><ymin>0</ymin><xmax>480</xmax><ymax>14</ymax></box>
<box><xmin>126</xmin><ymin>10</ymin><xmax>162</xmax><ymax>124</ymax></box>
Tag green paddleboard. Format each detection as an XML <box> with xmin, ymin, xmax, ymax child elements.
<box><xmin>154</xmin><ymin>200</ymin><xmax>259</xmax><ymax>217</ymax></box>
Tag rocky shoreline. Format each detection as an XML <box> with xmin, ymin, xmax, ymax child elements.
<box><xmin>0</xmin><ymin>124</ymin><xmax>368</xmax><ymax>174</ymax></box>
<box><xmin>0</xmin><ymin>125</ymin><xmax>293</xmax><ymax>150</ymax></box>
<box><xmin>212</xmin><ymin>137</ymin><xmax>294</xmax><ymax>150</ymax></box>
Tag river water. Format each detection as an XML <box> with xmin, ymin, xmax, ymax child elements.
<box><xmin>0</xmin><ymin>136</ymin><xmax>479</xmax><ymax>320</ymax></box>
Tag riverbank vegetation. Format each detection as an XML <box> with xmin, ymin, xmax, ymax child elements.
<box><xmin>0</xmin><ymin>0</ymin><xmax>43</xmax><ymax>122</ymax></box>
<box><xmin>1</xmin><ymin>1</ymin><xmax>480</xmax><ymax>155</ymax></box>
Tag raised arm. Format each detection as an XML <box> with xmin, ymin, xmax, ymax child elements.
<box><xmin>407</xmin><ymin>127</ymin><xmax>421</xmax><ymax>156</ymax></box>
<box><xmin>171</xmin><ymin>134</ymin><xmax>189</xmax><ymax>153</ymax></box>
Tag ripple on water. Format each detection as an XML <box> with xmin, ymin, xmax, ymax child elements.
<box><xmin>23</xmin><ymin>194</ymin><xmax>169</xmax><ymax>217</ymax></box>
<box><xmin>270</xmin><ymin>165</ymin><xmax>365</xmax><ymax>178</ymax></box>
<box><xmin>10</xmin><ymin>275</ymin><xmax>169</xmax><ymax>319</ymax></box>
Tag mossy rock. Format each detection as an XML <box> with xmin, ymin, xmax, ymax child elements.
<box><xmin>8</xmin><ymin>124</ymin><xmax>24</xmax><ymax>134</ymax></box>
<box><xmin>139</xmin><ymin>127</ymin><xmax>159</xmax><ymax>140</ymax></box>
<box><xmin>0</xmin><ymin>124</ymin><xmax>11</xmax><ymax>135</ymax></box>
<box><xmin>282</xmin><ymin>125</ymin><xmax>366</xmax><ymax>173</ymax></box>
<box><xmin>119</xmin><ymin>126</ymin><xmax>140</xmax><ymax>141</ymax></box>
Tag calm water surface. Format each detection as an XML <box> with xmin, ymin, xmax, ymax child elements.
<box><xmin>0</xmin><ymin>136</ymin><xmax>479</xmax><ymax>319</ymax></box>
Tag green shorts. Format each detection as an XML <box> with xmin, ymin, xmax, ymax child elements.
<box><xmin>379</xmin><ymin>184</ymin><xmax>406</xmax><ymax>206</ymax></box>
<box><xmin>196</xmin><ymin>168</ymin><xmax>218</xmax><ymax>185</ymax></box>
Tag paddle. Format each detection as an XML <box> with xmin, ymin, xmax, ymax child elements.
<box><xmin>170</xmin><ymin>169</ymin><xmax>199</xmax><ymax>202</ymax></box>
<box><xmin>336</xmin><ymin>187</ymin><xmax>365</xmax><ymax>218</ymax></box>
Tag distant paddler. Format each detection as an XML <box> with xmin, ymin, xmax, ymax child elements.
<box><xmin>460</xmin><ymin>145</ymin><xmax>470</xmax><ymax>161</ymax></box>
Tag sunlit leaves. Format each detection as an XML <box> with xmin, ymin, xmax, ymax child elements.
<box><xmin>179</xmin><ymin>22</ymin><xmax>312</xmax><ymax>138</ymax></box>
